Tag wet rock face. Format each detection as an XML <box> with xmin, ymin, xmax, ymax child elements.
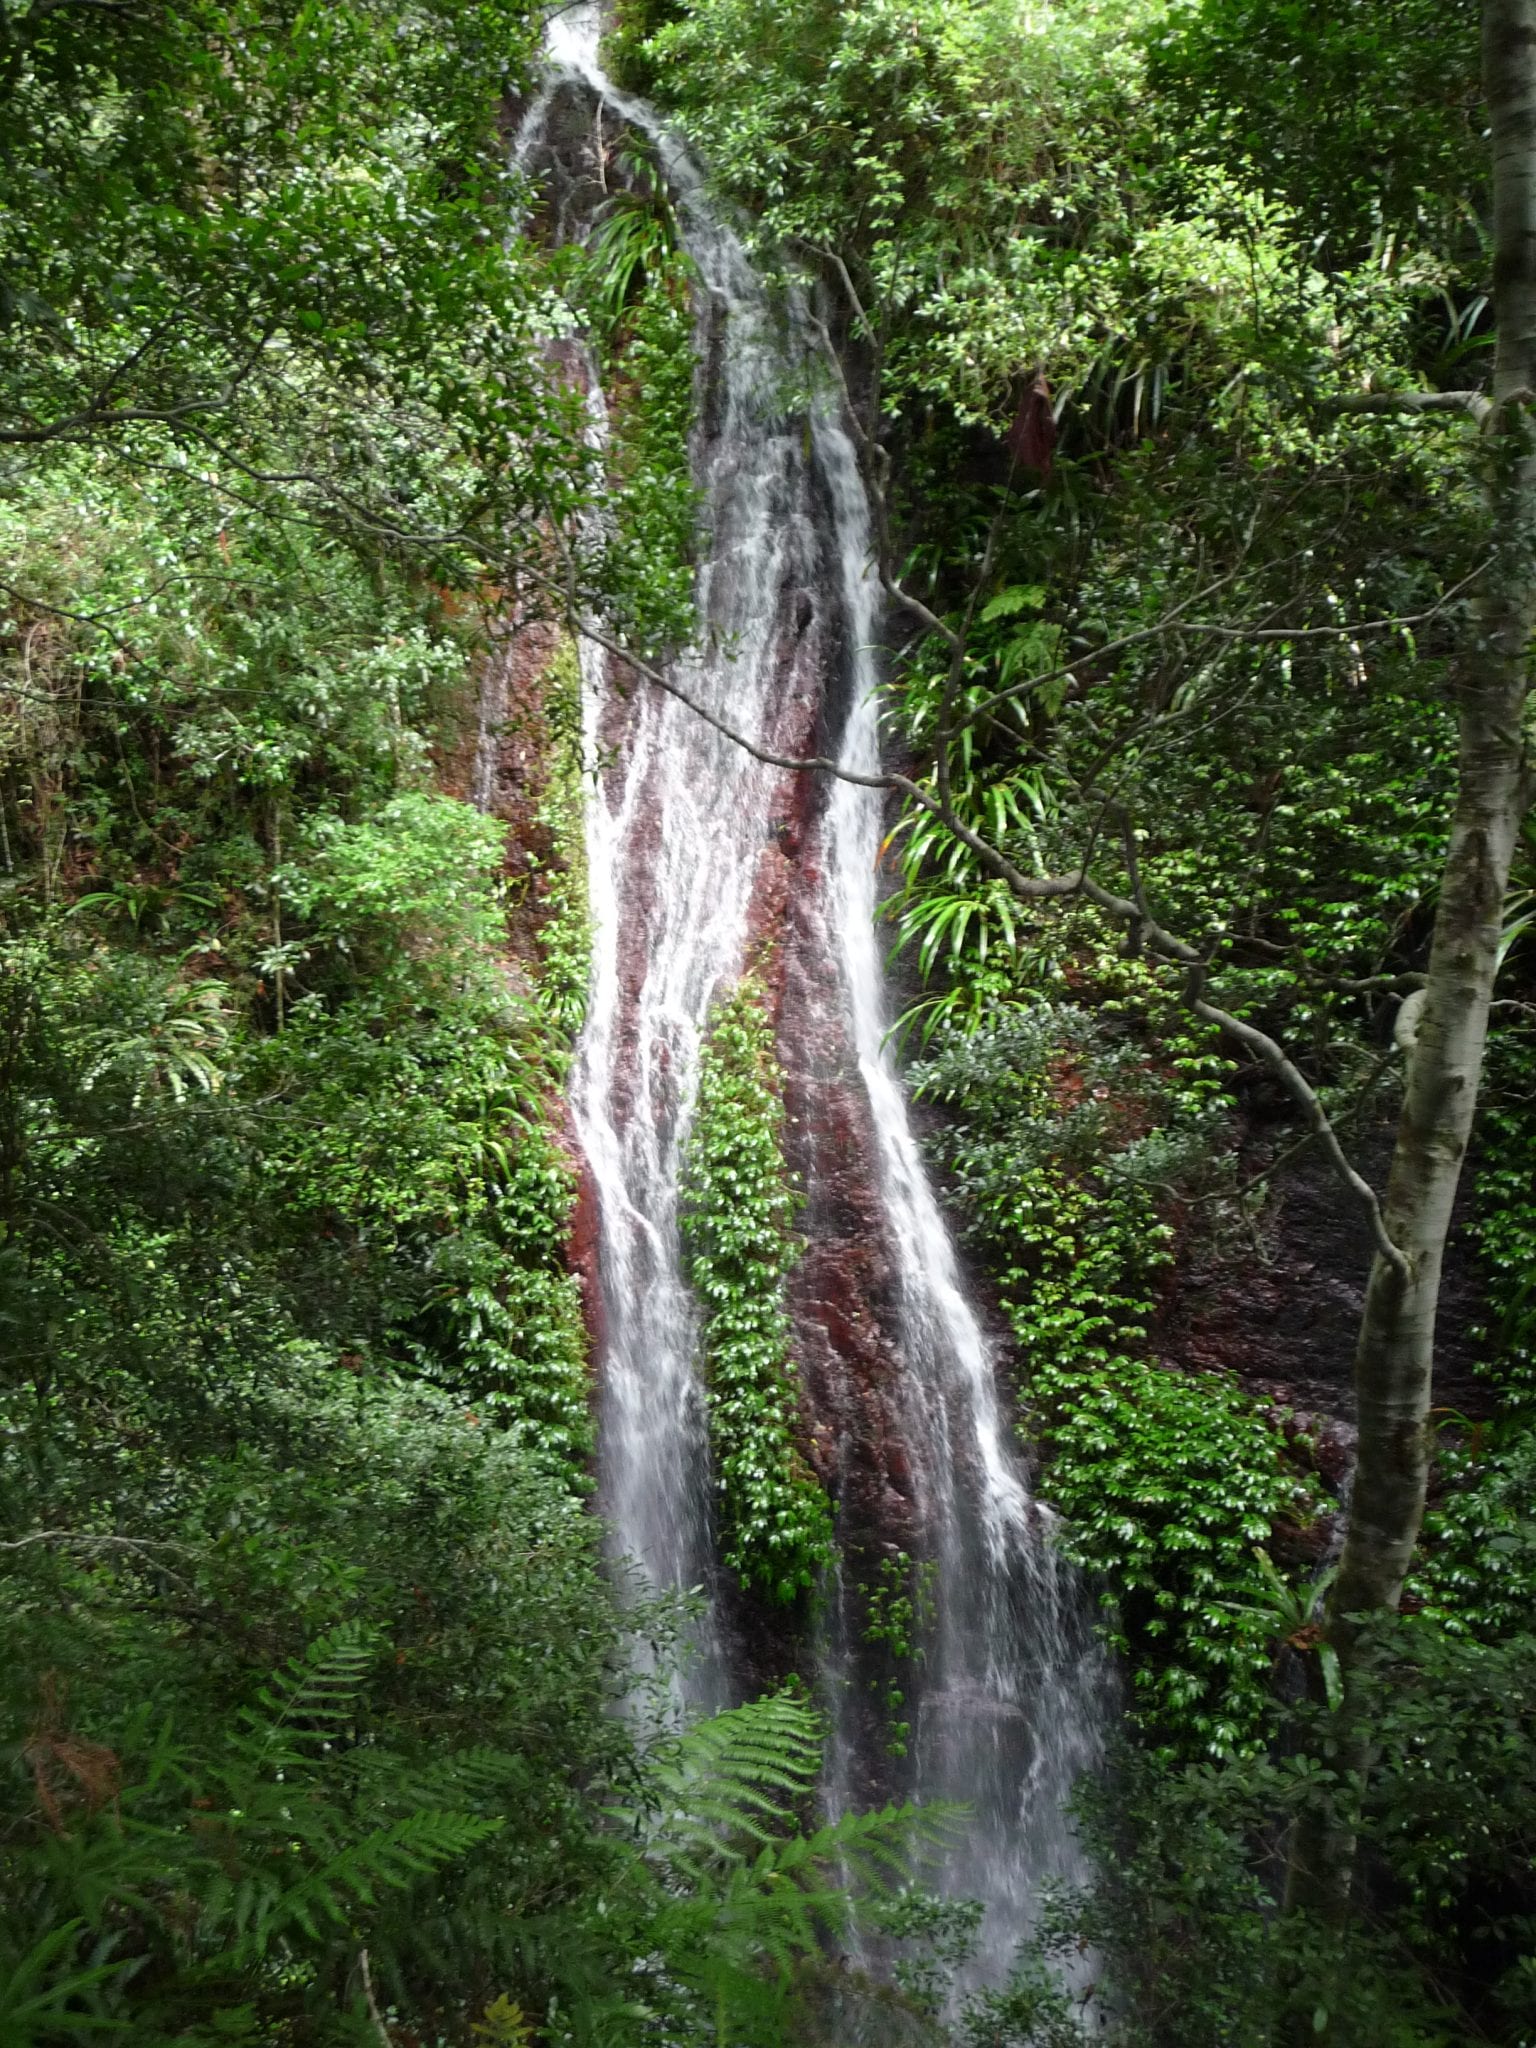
<box><xmin>777</xmin><ymin>968</ymin><xmax>920</xmax><ymax>1558</ymax></box>
<box><xmin>727</xmin><ymin>567</ymin><xmax>925</xmax><ymax>1566</ymax></box>
<box><xmin>1150</xmin><ymin>1106</ymin><xmax>1489</xmax><ymax>1432</ymax></box>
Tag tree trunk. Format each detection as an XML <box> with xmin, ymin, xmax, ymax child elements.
<box><xmin>1285</xmin><ymin>0</ymin><xmax>1536</xmax><ymax>1917</ymax></box>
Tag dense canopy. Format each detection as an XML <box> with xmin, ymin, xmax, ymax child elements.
<box><xmin>2</xmin><ymin>1</ymin><xmax>1533</xmax><ymax>2043</ymax></box>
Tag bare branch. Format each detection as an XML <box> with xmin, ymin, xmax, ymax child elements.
<box><xmin>358</xmin><ymin>1951</ymin><xmax>392</xmax><ymax>2048</ymax></box>
<box><xmin>1183</xmin><ymin>968</ymin><xmax>1409</xmax><ymax>1277</ymax></box>
<box><xmin>1328</xmin><ymin>389</ymin><xmax>1491</xmax><ymax>425</ymax></box>
<box><xmin>0</xmin><ymin>322</ymin><xmax>278</xmax><ymax>446</ymax></box>
<box><xmin>956</xmin><ymin>568</ymin><xmax>1484</xmax><ymax>741</ymax></box>
<box><xmin>1183</xmin><ymin>563</ymin><xmax>1489</xmax><ymax>642</ymax></box>
<box><xmin>0</xmin><ymin>1529</ymin><xmax>192</xmax><ymax>1553</ymax></box>
<box><xmin>561</xmin><ymin>608</ymin><xmax>897</xmax><ymax>788</ymax></box>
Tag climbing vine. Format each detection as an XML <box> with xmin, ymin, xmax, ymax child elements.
<box><xmin>910</xmin><ymin>1004</ymin><xmax>1317</xmax><ymax>1756</ymax></box>
<box><xmin>681</xmin><ymin>976</ymin><xmax>834</xmax><ymax>1603</ymax></box>
<box><xmin>596</xmin><ymin>256</ymin><xmax>702</xmax><ymax>655</ymax></box>
<box><xmin>862</xmin><ymin>1550</ymin><xmax>938</xmax><ymax>1757</ymax></box>
<box><xmin>532</xmin><ymin>638</ymin><xmax>594</xmax><ymax>1046</ymax></box>
<box><xmin>435</xmin><ymin>635</ymin><xmax>595</xmax><ymax>1491</ymax></box>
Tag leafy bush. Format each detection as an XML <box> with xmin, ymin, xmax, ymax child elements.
<box><xmin>973</xmin><ymin>1616</ymin><xmax>1536</xmax><ymax>2047</ymax></box>
<box><xmin>1</xmin><ymin>1586</ymin><xmax>934</xmax><ymax>2046</ymax></box>
<box><xmin>0</xmin><ymin>1348</ymin><xmax>628</xmax><ymax>2043</ymax></box>
<box><xmin>1414</xmin><ymin>1027</ymin><xmax>1536</xmax><ymax>1638</ymax></box>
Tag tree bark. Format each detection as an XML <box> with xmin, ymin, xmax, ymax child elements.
<box><xmin>1286</xmin><ymin>0</ymin><xmax>1536</xmax><ymax>1917</ymax></box>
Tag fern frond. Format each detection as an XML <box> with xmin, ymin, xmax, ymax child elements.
<box><xmin>358</xmin><ymin>1744</ymin><xmax>530</xmax><ymax>1818</ymax></box>
<box><xmin>234</xmin><ymin>1623</ymin><xmax>378</xmax><ymax>1769</ymax></box>
<box><xmin>0</xmin><ymin>1920</ymin><xmax>129</xmax><ymax>2042</ymax></box>
<box><xmin>473</xmin><ymin>1994</ymin><xmax>538</xmax><ymax>2046</ymax></box>
<box><xmin>236</xmin><ymin>1811</ymin><xmax>504</xmax><ymax>1956</ymax></box>
<box><xmin>626</xmin><ymin>1691</ymin><xmax>823</xmax><ymax>1862</ymax></box>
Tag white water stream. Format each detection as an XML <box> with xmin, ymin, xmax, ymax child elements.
<box><xmin>528</xmin><ymin>0</ymin><xmax>1105</xmax><ymax>1974</ymax></box>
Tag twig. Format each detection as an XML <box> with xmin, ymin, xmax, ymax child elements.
<box><xmin>0</xmin><ymin>1530</ymin><xmax>198</xmax><ymax>1593</ymax></box>
<box><xmin>1183</xmin><ymin>968</ymin><xmax>1409</xmax><ymax>1278</ymax></box>
<box><xmin>358</xmin><ymin>1948</ymin><xmax>391</xmax><ymax>2048</ymax></box>
<box><xmin>0</xmin><ymin>1530</ymin><xmax>191</xmax><ymax>1554</ymax></box>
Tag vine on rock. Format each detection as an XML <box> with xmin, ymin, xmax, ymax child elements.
<box><xmin>910</xmin><ymin>1004</ymin><xmax>1318</xmax><ymax>1756</ymax></box>
<box><xmin>681</xmin><ymin>976</ymin><xmax>833</xmax><ymax>1603</ymax></box>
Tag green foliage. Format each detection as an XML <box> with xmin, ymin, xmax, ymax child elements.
<box><xmin>681</xmin><ymin>977</ymin><xmax>834</xmax><ymax>1602</ymax></box>
<box><xmin>1</xmin><ymin>1607</ymin><xmax>940</xmax><ymax>2046</ymax></box>
<box><xmin>530</xmin><ymin>640</ymin><xmax>595</xmax><ymax>1044</ymax></box>
<box><xmin>279</xmin><ymin>793</ymin><xmax>511</xmax><ymax>998</ymax></box>
<box><xmin>631</xmin><ymin>0</ymin><xmax>1455</xmax><ymax>428</ymax></box>
<box><xmin>596</xmin><ymin>258</ymin><xmax>702</xmax><ymax>655</ymax></box>
<box><xmin>1146</xmin><ymin>0</ymin><xmax>1484</xmax><ymax>253</ymax></box>
<box><xmin>0</xmin><ymin>425</ymin><xmax>596</xmax><ymax>1492</ymax></box>
<box><xmin>605</xmin><ymin>0</ymin><xmax>686</xmax><ymax>91</ymax></box>
<box><xmin>0</xmin><ymin>1358</ymin><xmax>631</xmax><ymax>2043</ymax></box>
<box><xmin>514</xmin><ymin>1688</ymin><xmax>941</xmax><ymax>2047</ymax></box>
<box><xmin>911</xmin><ymin>1006</ymin><xmax>1316</xmax><ymax>1754</ymax></box>
<box><xmin>862</xmin><ymin>1552</ymin><xmax>938</xmax><ymax>1758</ymax></box>
<box><xmin>1414</xmin><ymin>1027</ymin><xmax>1536</xmax><ymax>1637</ymax></box>
<box><xmin>970</xmin><ymin>1614</ymin><xmax>1536</xmax><ymax>2047</ymax></box>
<box><xmin>0</xmin><ymin>0</ymin><xmax>597</xmax><ymax>588</ymax></box>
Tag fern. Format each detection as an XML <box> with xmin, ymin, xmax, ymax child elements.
<box><xmin>622</xmin><ymin>1691</ymin><xmax>825</xmax><ymax>1861</ymax></box>
<box><xmin>474</xmin><ymin>1993</ymin><xmax>539</xmax><ymax>2045</ymax></box>
<box><xmin>6</xmin><ymin>1646</ymin><xmax>948</xmax><ymax>2045</ymax></box>
<box><xmin>522</xmin><ymin>1691</ymin><xmax>949</xmax><ymax>2046</ymax></box>
<box><xmin>4</xmin><ymin>1628</ymin><xmax>519</xmax><ymax>2040</ymax></box>
<box><xmin>218</xmin><ymin>1811</ymin><xmax>505</xmax><ymax>1956</ymax></box>
<box><xmin>0</xmin><ymin>1920</ymin><xmax>128</xmax><ymax>2045</ymax></box>
<box><xmin>234</xmin><ymin>1621</ymin><xmax>378</xmax><ymax>1769</ymax></box>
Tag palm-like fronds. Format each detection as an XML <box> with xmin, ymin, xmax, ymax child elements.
<box><xmin>6</xmin><ymin>1627</ymin><xmax>513</xmax><ymax>2039</ymax></box>
<box><xmin>517</xmin><ymin>1691</ymin><xmax>954</xmax><ymax>2046</ymax></box>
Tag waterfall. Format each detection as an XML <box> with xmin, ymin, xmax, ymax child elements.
<box><xmin>526</xmin><ymin>0</ymin><xmax>1105</xmax><ymax>1976</ymax></box>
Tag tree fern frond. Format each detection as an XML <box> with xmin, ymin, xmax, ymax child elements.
<box><xmin>360</xmin><ymin>1744</ymin><xmax>531</xmax><ymax>1817</ymax></box>
<box><xmin>631</xmin><ymin>1691</ymin><xmax>823</xmax><ymax>1847</ymax></box>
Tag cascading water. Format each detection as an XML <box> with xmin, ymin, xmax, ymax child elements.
<box><xmin>812</xmin><ymin>415</ymin><xmax>1106</xmax><ymax>1961</ymax></box>
<box><xmin>545</xmin><ymin>12</ymin><xmax>837</xmax><ymax>1708</ymax></box>
<box><xmin>525</xmin><ymin>0</ymin><xmax>1105</xmax><ymax>1973</ymax></box>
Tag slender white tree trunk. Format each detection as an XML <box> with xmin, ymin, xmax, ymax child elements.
<box><xmin>1286</xmin><ymin>0</ymin><xmax>1536</xmax><ymax>1917</ymax></box>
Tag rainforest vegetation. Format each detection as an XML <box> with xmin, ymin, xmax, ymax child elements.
<box><xmin>2</xmin><ymin>0</ymin><xmax>1534</xmax><ymax>2041</ymax></box>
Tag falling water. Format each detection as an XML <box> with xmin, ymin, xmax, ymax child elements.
<box><xmin>549</xmin><ymin>3</ymin><xmax>833</xmax><ymax>1707</ymax></box>
<box><xmin>526</xmin><ymin>0</ymin><xmax>1105</xmax><ymax>1973</ymax></box>
<box><xmin>812</xmin><ymin>412</ymin><xmax>1106</xmax><ymax>1963</ymax></box>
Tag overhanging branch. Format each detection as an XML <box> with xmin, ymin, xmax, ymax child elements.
<box><xmin>1328</xmin><ymin>389</ymin><xmax>1492</xmax><ymax>426</ymax></box>
<box><xmin>558</xmin><ymin>597</ymin><xmax>1407</xmax><ymax>1270</ymax></box>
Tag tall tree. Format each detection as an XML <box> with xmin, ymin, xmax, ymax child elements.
<box><xmin>1280</xmin><ymin>0</ymin><xmax>1536</xmax><ymax>1912</ymax></box>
